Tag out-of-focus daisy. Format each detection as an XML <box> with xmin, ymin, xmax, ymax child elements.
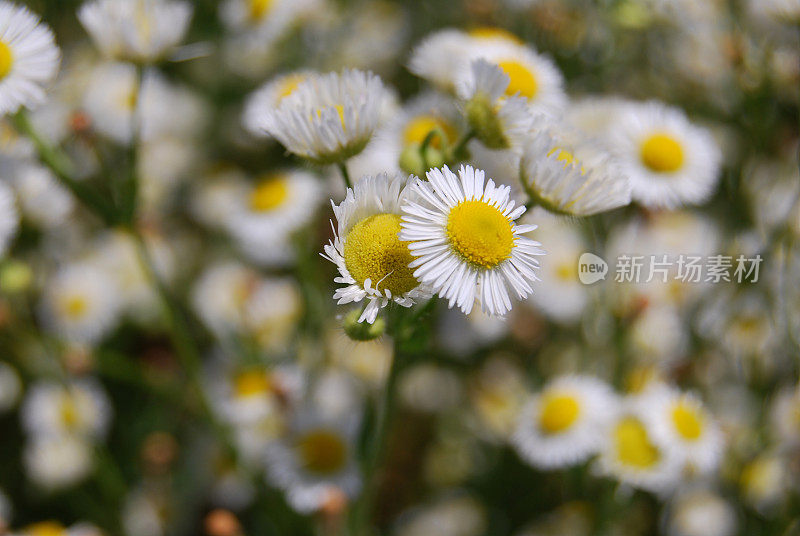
<box><xmin>739</xmin><ymin>452</ymin><xmax>789</xmax><ymax>511</ymax></box>
<box><xmin>520</xmin><ymin>125</ymin><xmax>631</xmax><ymax>216</ymax></box>
<box><xmin>408</xmin><ymin>29</ymin><xmax>474</xmax><ymax>92</ymax></box>
<box><xmin>438</xmin><ymin>307</ymin><xmax>509</xmax><ymax>355</ymax></box>
<box><xmin>242</xmin><ymin>70</ymin><xmax>314</xmax><ymax>138</ymax></box>
<box><xmin>641</xmin><ymin>386</ymin><xmax>723</xmax><ymax>474</ymax></box>
<box><xmin>597</xmin><ymin>401</ymin><xmax>680</xmax><ymax>493</ymax></box>
<box><xmin>21</xmin><ymin>379</ymin><xmax>112</xmax><ymax>440</ymax></box>
<box><xmin>264</xmin><ymin>410</ymin><xmax>361</xmax><ymax>513</ymax></box>
<box><xmin>323</xmin><ymin>172</ymin><xmax>430</xmax><ymax>324</ymax></box>
<box><xmin>770</xmin><ymin>385</ymin><xmax>800</xmax><ymax>447</ymax></box>
<box><xmin>24</xmin><ymin>434</ymin><xmax>92</xmax><ymax>490</ymax></box>
<box><xmin>224</xmin><ymin>169</ymin><xmax>322</xmax><ymax>266</ymax></box>
<box><xmin>666</xmin><ymin>488</ymin><xmax>737</xmax><ymax>536</ymax></box>
<box><xmin>749</xmin><ymin>0</ymin><xmax>800</xmax><ymax>23</ymax></box>
<box><xmin>398</xmin><ymin>364</ymin><xmax>462</xmax><ymax>414</ymax></box>
<box><xmin>469</xmin><ymin>357</ymin><xmax>529</xmax><ymax>440</ymax></box>
<box><xmin>220</xmin><ymin>0</ymin><xmax>319</xmax><ymax>33</ymax></box>
<box><xmin>11</xmin><ymin>521</ymin><xmax>103</xmax><ymax>536</ymax></box>
<box><xmin>400</xmin><ymin>165</ymin><xmax>544</xmax><ymax>316</ymax></box>
<box><xmin>611</xmin><ymin>101</ymin><xmax>721</xmax><ymax>209</ymax></box>
<box><xmin>0</xmin><ymin>2</ymin><xmax>60</xmax><ymax>114</ymax></box>
<box><xmin>0</xmin><ymin>180</ymin><xmax>18</xmax><ymax>257</ymax></box>
<box><xmin>39</xmin><ymin>261</ymin><xmax>122</xmax><ymax>345</ymax></box>
<box><xmin>0</xmin><ymin>362</ymin><xmax>21</xmax><ymax>412</ymax></box>
<box><xmin>513</xmin><ymin>375</ymin><xmax>617</xmax><ymax>469</ymax></box>
<box><xmin>457</xmin><ymin>60</ymin><xmax>537</xmax><ymax>150</ymax></box>
<box><xmin>82</xmin><ymin>61</ymin><xmax>139</xmax><ymax>145</ymax></box>
<box><xmin>242</xmin><ymin>278</ymin><xmax>303</xmax><ymax>353</ymax></box>
<box><xmin>10</xmin><ymin>163</ymin><xmax>74</xmax><ymax>228</ymax></box>
<box><xmin>191</xmin><ymin>261</ymin><xmax>257</xmax><ymax>339</ymax></box>
<box><xmin>253</xmin><ymin>69</ymin><xmax>386</xmax><ymax>164</ymax></box>
<box><xmin>78</xmin><ymin>0</ymin><xmax>193</xmax><ymax>63</ymax></box>
<box><xmin>394</xmin><ymin>494</ymin><xmax>487</xmax><ymax>536</ymax></box>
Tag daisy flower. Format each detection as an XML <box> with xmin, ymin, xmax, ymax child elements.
<box><xmin>520</xmin><ymin>124</ymin><xmax>632</xmax><ymax>216</ymax></box>
<box><xmin>400</xmin><ymin>165</ymin><xmax>544</xmax><ymax>317</ymax></box>
<box><xmin>220</xmin><ymin>0</ymin><xmax>319</xmax><ymax>33</ymax></box>
<box><xmin>610</xmin><ymin>101</ymin><xmax>721</xmax><ymax>209</ymax></box>
<box><xmin>641</xmin><ymin>386</ymin><xmax>724</xmax><ymax>474</ymax></box>
<box><xmin>0</xmin><ymin>180</ymin><xmax>19</xmax><ymax>257</ymax></box>
<box><xmin>667</xmin><ymin>488</ymin><xmax>737</xmax><ymax>536</ymax></box>
<box><xmin>24</xmin><ymin>434</ymin><xmax>92</xmax><ymax>490</ymax></box>
<box><xmin>264</xmin><ymin>410</ymin><xmax>361</xmax><ymax>513</ymax></box>
<box><xmin>0</xmin><ymin>2</ymin><xmax>60</xmax><ymax>115</ymax></box>
<box><xmin>82</xmin><ymin>61</ymin><xmax>139</xmax><ymax>145</ymax></box>
<box><xmin>253</xmin><ymin>69</ymin><xmax>386</xmax><ymax>164</ymax></box>
<box><xmin>10</xmin><ymin>163</ymin><xmax>74</xmax><ymax>228</ymax></box>
<box><xmin>323</xmin><ymin>172</ymin><xmax>430</xmax><ymax>324</ymax></box>
<box><xmin>512</xmin><ymin>375</ymin><xmax>618</xmax><ymax>469</ymax></box>
<box><xmin>242</xmin><ymin>70</ymin><xmax>314</xmax><ymax>138</ymax></box>
<box><xmin>21</xmin><ymin>379</ymin><xmax>112</xmax><ymax>440</ymax></box>
<box><xmin>749</xmin><ymin>0</ymin><xmax>800</xmax><ymax>23</ymax></box>
<box><xmin>407</xmin><ymin>29</ymin><xmax>474</xmax><ymax>92</ymax></box>
<box><xmin>78</xmin><ymin>0</ymin><xmax>193</xmax><ymax>64</ymax></box>
<box><xmin>12</xmin><ymin>521</ymin><xmax>102</xmax><ymax>536</ymax></box>
<box><xmin>39</xmin><ymin>261</ymin><xmax>122</xmax><ymax>345</ymax></box>
<box><xmin>191</xmin><ymin>261</ymin><xmax>258</xmax><ymax>339</ymax></box>
<box><xmin>242</xmin><ymin>278</ymin><xmax>303</xmax><ymax>353</ymax></box>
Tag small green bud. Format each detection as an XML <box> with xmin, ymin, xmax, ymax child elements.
<box><xmin>343</xmin><ymin>308</ymin><xmax>386</xmax><ymax>341</ymax></box>
<box><xmin>465</xmin><ymin>94</ymin><xmax>509</xmax><ymax>150</ymax></box>
<box><xmin>399</xmin><ymin>145</ymin><xmax>426</xmax><ymax>176</ymax></box>
<box><xmin>0</xmin><ymin>260</ymin><xmax>32</xmax><ymax>293</ymax></box>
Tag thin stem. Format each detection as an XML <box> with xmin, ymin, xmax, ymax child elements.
<box><xmin>451</xmin><ymin>129</ymin><xmax>475</xmax><ymax>160</ymax></box>
<box><xmin>11</xmin><ymin>111</ymin><xmax>117</xmax><ymax>224</ymax></box>
<box><xmin>119</xmin><ymin>64</ymin><xmax>144</xmax><ymax>225</ymax></box>
<box><xmin>338</xmin><ymin>161</ymin><xmax>352</xmax><ymax>190</ymax></box>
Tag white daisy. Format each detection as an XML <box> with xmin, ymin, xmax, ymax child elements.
<box><xmin>666</xmin><ymin>488</ymin><xmax>737</xmax><ymax>536</ymax></box>
<box><xmin>220</xmin><ymin>0</ymin><xmax>319</xmax><ymax>33</ymax></box>
<box><xmin>610</xmin><ymin>101</ymin><xmax>722</xmax><ymax>209</ymax></box>
<box><xmin>21</xmin><ymin>379</ymin><xmax>112</xmax><ymax>440</ymax></box>
<box><xmin>0</xmin><ymin>2</ymin><xmax>60</xmax><ymax>115</ymax></box>
<box><xmin>78</xmin><ymin>0</ymin><xmax>193</xmax><ymax>63</ymax></box>
<box><xmin>264</xmin><ymin>409</ymin><xmax>361</xmax><ymax>514</ymax></box>
<box><xmin>242</xmin><ymin>70</ymin><xmax>315</xmax><ymax>138</ymax></box>
<box><xmin>10</xmin><ymin>163</ymin><xmax>74</xmax><ymax>228</ymax></box>
<box><xmin>520</xmin><ymin>124</ymin><xmax>632</xmax><ymax>216</ymax></box>
<box><xmin>407</xmin><ymin>29</ymin><xmax>474</xmax><ymax>92</ymax></box>
<box><xmin>641</xmin><ymin>385</ymin><xmax>724</xmax><ymax>475</ymax></box>
<box><xmin>512</xmin><ymin>375</ymin><xmax>618</xmax><ymax>469</ymax></box>
<box><xmin>242</xmin><ymin>277</ymin><xmax>303</xmax><ymax>353</ymax></box>
<box><xmin>82</xmin><ymin>61</ymin><xmax>139</xmax><ymax>145</ymax></box>
<box><xmin>24</xmin><ymin>434</ymin><xmax>92</xmax><ymax>490</ymax></box>
<box><xmin>770</xmin><ymin>385</ymin><xmax>800</xmax><ymax>448</ymax></box>
<box><xmin>0</xmin><ymin>179</ymin><xmax>19</xmax><ymax>257</ymax></box>
<box><xmin>457</xmin><ymin>59</ymin><xmax>538</xmax><ymax>150</ymax></box>
<box><xmin>400</xmin><ymin>165</ymin><xmax>544</xmax><ymax>317</ymax></box>
<box><xmin>39</xmin><ymin>261</ymin><xmax>122</xmax><ymax>345</ymax></box>
<box><xmin>252</xmin><ymin>69</ymin><xmax>386</xmax><ymax>164</ymax></box>
<box><xmin>191</xmin><ymin>261</ymin><xmax>257</xmax><ymax>339</ymax></box>
<box><xmin>322</xmin><ymin>172</ymin><xmax>430</xmax><ymax>324</ymax></box>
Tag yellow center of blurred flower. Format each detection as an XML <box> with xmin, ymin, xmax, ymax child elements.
<box><xmin>671</xmin><ymin>401</ymin><xmax>703</xmax><ymax>440</ymax></box>
<box><xmin>60</xmin><ymin>395</ymin><xmax>79</xmax><ymax>428</ymax></box>
<box><xmin>447</xmin><ymin>200</ymin><xmax>514</xmax><ymax>270</ymax></box>
<box><xmin>0</xmin><ymin>41</ymin><xmax>14</xmax><ymax>80</ymax></box>
<box><xmin>276</xmin><ymin>74</ymin><xmax>305</xmax><ymax>101</ymax></box>
<box><xmin>614</xmin><ymin>417</ymin><xmax>660</xmax><ymax>469</ymax></box>
<box><xmin>640</xmin><ymin>133</ymin><xmax>684</xmax><ymax>173</ymax></box>
<box><xmin>538</xmin><ymin>393</ymin><xmax>580</xmax><ymax>434</ymax></box>
<box><xmin>624</xmin><ymin>366</ymin><xmax>657</xmax><ymax>394</ymax></box>
<box><xmin>62</xmin><ymin>296</ymin><xmax>88</xmax><ymax>319</ymax></box>
<box><xmin>468</xmin><ymin>27</ymin><xmax>524</xmax><ymax>45</ymax></box>
<box><xmin>249</xmin><ymin>175</ymin><xmax>289</xmax><ymax>212</ymax></box>
<box><xmin>498</xmin><ymin>60</ymin><xmax>538</xmax><ymax>100</ymax></box>
<box><xmin>547</xmin><ymin>147</ymin><xmax>585</xmax><ymax>173</ymax></box>
<box><xmin>26</xmin><ymin>522</ymin><xmax>66</xmax><ymax>536</ymax></box>
<box><xmin>316</xmin><ymin>105</ymin><xmax>346</xmax><ymax>130</ymax></box>
<box><xmin>296</xmin><ymin>429</ymin><xmax>347</xmax><ymax>475</ymax></box>
<box><xmin>403</xmin><ymin>115</ymin><xmax>457</xmax><ymax>149</ymax></box>
<box><xmin>248</xmin><ymin>0</ymin><xmax>274</xmax><ymax>20</ymax></box>
<box><xmin>555</xmin><ymin>262</ymin><xmax>576</xmax><ymax>281</ymax></box>
<box><xmin>234</xmin><ymin>370</ymin><xmax>272</xmax><ymax>398</ymax></box>
<box><xmin>343</xmin><ymin>214</ymin><xmax>418</xmax><ymax>295</ymax></box>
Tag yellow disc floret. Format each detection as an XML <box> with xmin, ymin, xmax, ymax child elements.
<box><xmin>62</xmin><ymin>296</ymin><xmax>88</xmax><ymax>320</ymax></box>
<box><xmin>446</xmin><ymin>200</ymin><xmax>514</xmax><ymax>269</ymax></box>
<box><xmin>403</xmin><ymin>115</ymin><xmax>457</xmax><ymax>149</ymax></box>
<box><xmin>26</xmin><ymin>522</ymin><xmax>66</xmax><ymax>536</ymax></box>
<box><xmin>234</xmin><ymin>370</ymin><xmax>272</xmax><ymax>398</ymax></box>
<box><xmin>250</xmin><ymin>175</ymin><xmax>289</xmax><ymax>212</ymax></box>
<box><xmin>640</xmin><ymin>133</ymin><xmax>684</xmax><ymax>173</ymax></box>
<box><xmin>248</xmin><ymin>0</ymin><xmax>274</xmax><ymax>20</ymax></box>
<box><xmin>468</xmin><ymin>27</ymin><xmax>524</xmax><ymax>45</ymax></box>
<box><xmin>614</xmin><ymin>417</ymin><xmax>660</xmax><ymax>469</ymax></box>
<box><xmin>538</xmin><ymin>393</ymin><xmax>581</xmax><ymax>434</ymax></box>
<box><xmin>343</xmin><ymin>214</ymin><xmax>418</xmax><ymax>295</ymax></box>
<box><xmin>498</xmin><ymin>60</ymin><xmax>538</xmax><ymax>100</ymax></box>
<box><xmin>60</xmin><ymin>394</ymin><xmax>79</xmax><ymax>428</ymax></box>
<box><xmin>671</xmin><ymin>401</ymin><xmax>703</xmax><ymax>441</ymax></box>
<box><xmin>296</xmin><ymin>429</ymin><xmax>347</xmax><ymax>475</ymax></box>
<box><xmin>276</xmin><ymin>73</ymin><xmax>305</xmax><ymax>101</ymax></box>
<box><xmin>0</xmin><ymin>41</ymin><xmax>14</xmax><ymax>80</ymax></box>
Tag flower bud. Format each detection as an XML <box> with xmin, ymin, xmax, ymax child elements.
<box><xmin>343</xmin><ymin>308</ymin><xmax>385</xmax><ymax>341</ymax></box>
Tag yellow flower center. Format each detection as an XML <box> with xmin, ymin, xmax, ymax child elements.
<box><xmin>538</xmin><ymin>393</ymin><xmax>581</xmax><ymax>434</ymax></box>
<box><xmin>403</xmin><ymin>115</ymin><xmax>457</xmax><ymax>149</ymax></box>
<box><xmin>671</xmin><ymin>401</ymin><xmax>703</xmax><ymax>441</ymax></box>
<box><xmin>555</xmin><ymin>262</ymin><xmax>575</xmax><ymax>281</ymax></box>
<box><xmin>547</xmin><ymin>147</ymin><xmax>585</xmax><ymax>173</ymax></box>
<box><xmin>343</xmin><ymin>214</ymin><xmax>418</xmax><ymax>295</ymax></box>
<box><xmin>248</xmin><ymin>0</ymin><xmax>274</xmax><ymax>20</ymax></box>
<box><xmin>0</xmin><ymin>41</ymin><xmax>14</xmax><ymax>80</ymax></box>
<box><xmin>249</xmin><ymin>175</ymin><xmax>289</xmax><ymax>212</ymax></box>
<box><xmin>60</xmin><ymin>395</ymin><xmax>79</xmax><ymax>428</ymax></box>
<box><xmin>62</xmin><ymin>296</ymin><xmax>88</xmax><ymax>320</ymax></box>
<box><xmin>296</xmin><ymin>429</ymin><xmax>348</xmax><ymax>475</ymax></box>
<box><xmin>614</xmin><ymin>417</ymin><xmax>660</xmax><ymax>469</ymax></box>
<box><xmin>498</xmin><ymin>60</ymin><xmax>538</xmax><ymax>100</ymax></box>
<box><xmin>26</xmin><ymin>522</ymin><xmax>66</xmax><ymax>536</ymax></box>
<box><xmin>276</xmin><ymin>73</ymin><xmax>305</xmax><ymax>101</ymax></box>
<box><xmin>446</xmin><ymin>200</ymin><xmax>514</xmax><ymax>270</ymax></box>
<box><xmin>640</xmin><ymin>133</ymin><xmax>684</xmax><ymax>173</ymax></box>
<box><xmin>316</xmin><ymin>104</ymin><xmax>346</xmax><ymax>130</ymax></box>
<box><xmin>234</xmin><ymin>370</ymin><xmax>272</xmax><ymax>398</ymax></box>
<box><xmin>468</xmin><ymin>27</ymin><xmax>524</xmax><ymax>45</ymax></box>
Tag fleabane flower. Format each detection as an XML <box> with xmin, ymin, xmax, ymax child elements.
<box><xmin>400</xmin><ymin>165</ymin><xmax>544</xmax><ymax>317</ymax></box>
<box><xmin>610</xmin><ymin>101</ymin><xmax>721</xmax><ymax>209</ymax></box>
<box><xmin>322</xmin><ymin>173</ymin><xmax>430</xmax><ymax>324</ymax></box>
<box><xmin>520</xmin><ymin>124</ymin><xmax>632</xmax><ymax>216</ymax></box>
<box><xmin>242</xmin><ymin>70</ymin><xmax>315</xmax><ymax>138</ymax></box>
<box><xmin>0</xmin><ymin>1</ymin><xmax>60</xmax><ymax>115</ymax></box>
<box><xmin>254</xmin><ymin>69</ymin><xmax>386</xmax><ymax>164</ymax></box>
<box><xmin>458</xmin><ymin>59</ymin><xmax>538</xmax><ymax>150</ymax></box>
<box><xmin>512</xmin><ymin>375</ymin><xmax>618</xmax><ymax>469</ymax></box>
<box><xmin>78</xmin><ymin>0</ymin><xmax>193</xmax><ymax>63</ymax></box>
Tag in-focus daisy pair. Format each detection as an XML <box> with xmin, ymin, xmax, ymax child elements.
<box><xmin>322</xmin><ymin>165</ymin><xmax>545</xmax><ymax>323</ymax></box>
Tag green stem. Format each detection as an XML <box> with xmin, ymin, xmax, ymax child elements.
<box><xmin>451</xmin><ymin>129</ymin><xmax>475</xmax><ymax>161</ymax></box>
<box><xmin>11</xmin><ymin>111</ymin><xmax>117</xmax><ymax>224</ymax></box>
<box><xmin>119</xmin><ymin>64</ymin><xmax>144</xmax><ymax>225</ymax></box>
<box><xmin>338</xmin><ymin>161</ymin><xmax>352</xmax><ymax>190</ymax></box>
